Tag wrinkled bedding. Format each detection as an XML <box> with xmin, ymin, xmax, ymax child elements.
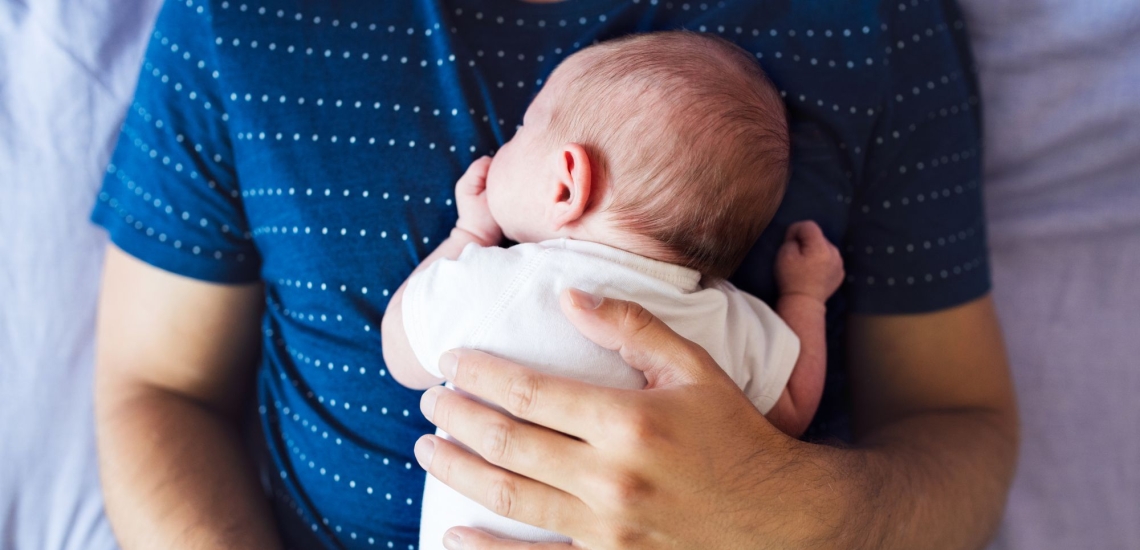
<box><xmin>959</xmin><ymin>1</ymin><xmax>1140</xmax><ymax>548</ymax></box>
<box><xmin>0</xmin><ymin>1</ymin><xmax>1136</xmax><ymax>548</ymax></box>
<box><xmin>0</xmin><ymin>1</ymin><xmax>160</xmax><ymax>549</ymax></box>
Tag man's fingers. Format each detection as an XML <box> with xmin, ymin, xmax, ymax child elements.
<box><xmin>559</xmin><ymin>288</ymin><xmax>717</xmax><ymax>388</ymax></box>
<box><xmin>442</xmin><ymin>527</ymin><xmax>574</xmax><ymax>550</ymax></box>
<box><xmin>439</xmin><ymin>349</ymin><xmax>618</xmax><ymax>440</ymax></box>
<box><xmin>419</xmin><ymin>385</ymin><xmax>596</xmax><ymax>494</ymax></box>
<box><xmin>416</xmin><ymin>434</ymin><xmax>593</xmax><ymax>540</ymax></box>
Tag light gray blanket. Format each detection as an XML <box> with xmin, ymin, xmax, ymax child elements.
<box><xmin>960</xmin><ymin>1</ymin><xmax>1140</xmax><ymax>548</ymax></box>
<box><xmin>0</xmin><ymin>1</ymin><xmax>160</xmax><ymax>548</ymax></box>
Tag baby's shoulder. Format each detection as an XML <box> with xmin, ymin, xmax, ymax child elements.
<box><xmin>700</xmin><ymin>278</ymin><xmax>781</xmax><ymax>322</ymax></box>
<box><xmin>454</xmin><ymin>239</ymin><xmax>612</xmax><ymax>275</ymax></box>
<box><xmin>421</xmin><ymin>242</ymin><xmax>568</xmax><ymax>301</ymax></box>
<box><xmin>449</xmin><ymin>241</ymin><xmax>553</xmax><ymax>271</ymax></box>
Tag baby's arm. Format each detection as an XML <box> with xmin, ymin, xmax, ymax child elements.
<box><xmin>765</xmin><ymin>221</ymin><xmax>845</xmax><ymax>438</ymax></box>
<box><xmin>381</xmin><ymin>157</ymin><xmax>500</xmax><ymax>390</ymax></box>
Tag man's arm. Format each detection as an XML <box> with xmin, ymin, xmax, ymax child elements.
<box><xmin>94</xmin><ymin>246</ymin><xmax>282</xmax><ymax>549</ymax></box>
<box><xmin>407</xmin><ymin>291</ymin><xmax>1017</xmax><ymax>549</ymax></box>
<box><xmin>844</xmin><ymin>295</ymin><xmax>1019</xmax><ymax>548</ymax></box>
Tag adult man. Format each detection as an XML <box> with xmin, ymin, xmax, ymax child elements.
<box><xmin>93</xmin><ymin>0</ymin><xmax>1017</xmax><ymax>548</ymax></box>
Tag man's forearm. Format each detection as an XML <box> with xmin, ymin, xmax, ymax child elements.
<box><xmin>96</xmin><ymin>385</ymin><xmax>282</xmax><ymax>549</ymax></box>
<box><xmin>830</xmin><ymin>408</ymin><xmax>1018</xmax><ymax>550</ymax></box>
<box><xmin>818</xmin><ymin>297</ymin><xmax>1019</xmax><ymax>549</ymax></box>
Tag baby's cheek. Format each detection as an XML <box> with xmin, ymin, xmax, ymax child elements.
<box><xmin>491</xmin><ymin>200</ymin><xmax>528</xmax><ymax>241</ymax></box>
<box><xmin>485</xmin><ymin>184</ymin><xmax>511</xmax><ymax>223</ymax></box>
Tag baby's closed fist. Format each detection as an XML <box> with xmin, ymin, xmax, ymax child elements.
<box><xmin>775</xmin><ymin>221</ymin><xmax>844</xmax><ymax>303</ymax></box>
<box><xmin>454</xmin><ymin>156</ymin><xmax>502</xmax><ymax>245</ymax></box>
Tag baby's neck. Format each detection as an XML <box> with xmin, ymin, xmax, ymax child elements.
<box><xmin>555</xmin><ymin>219</ymin><xmax>681</xmax><ymax>267</ymax></box>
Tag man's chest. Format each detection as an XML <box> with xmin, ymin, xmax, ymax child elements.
<box><xmin>205</xmin><ymin>0</ymin><xmax>871</xmax><ymax>294</ymax></box>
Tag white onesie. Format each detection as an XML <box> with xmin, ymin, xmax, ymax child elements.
<box><xmin>402</xmin><ymin>238</ymin><xmax>799</xmax><ymax>549</ymax></box>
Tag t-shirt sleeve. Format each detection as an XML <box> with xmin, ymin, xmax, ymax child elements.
<box><xmin>402</xmin><ymin>244</ymin><xmax>540</xmax><ymax>377</ymax></box>
<box><xmin>844</xmin><ymin>1</ymin><xmax>990</xmax><ymax>314</ymax></box>
<box><xmin>737</xmin><ymin>293</ymin><xmax>801</xmax><ymax>415</ymax></box>
<box><xmin>90</xmin><ymin>0</ymin><xmax>259</xmax><ymax>283</ymax></box>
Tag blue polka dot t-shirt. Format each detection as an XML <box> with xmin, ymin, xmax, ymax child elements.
<box><xmin>92</xmin><ymin>0</ymin><xmax>990</xmax><ymax>547</ymax></box>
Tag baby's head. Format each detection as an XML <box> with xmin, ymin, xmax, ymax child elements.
<box><xmin>485</xmin><ymin>31</ymin><xmax>789</xmax><ymax>279</ymax></box>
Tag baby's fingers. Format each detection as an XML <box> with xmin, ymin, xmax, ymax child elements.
<box><xmin>785</xmin><ymin>220</ymin><xmax>829</xmax><ymax>252</ymax></box>
<box><xmin>785</xmin><ymin>220</ymin><xmax>823</xmax><ymax>242</ymax></box>
<box><xmin>776</xmin><ymin>238</ymin><xmax>804</xmax><ymax>260</ymax></box>
<box><xmin>456</xmin><ymin>156</ymin><xmax>493</xmax><ymax>194</ymax></box>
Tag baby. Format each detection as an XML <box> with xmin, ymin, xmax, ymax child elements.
<box><xmin>381</xmin><ymin>31</ymin><xmax>844</xmax><ymax>548</ymax></box>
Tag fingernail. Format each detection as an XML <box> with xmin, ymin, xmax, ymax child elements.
<box><xmin>443</xmin><ymin>531</ymin><xmax>464</xmax><ymax>550</ymax></box>
<box><xmin>568</xmin><ymin>287</ymin><xmax>603</xmax><ymax>310</ymax></box>
<box><xmin>439</xmin><ymin>352</ymin><xmax>458</xmax><ymax>379</ymax></box>
<box><xmin>420</xmin><ymin>387</ymin><xmax>439</xmax><ymax>421</ymax></box>
<box><xmin>413</xmin><ymin>437</ymin><xmax>436</xmax><ymax>470</ymax></box>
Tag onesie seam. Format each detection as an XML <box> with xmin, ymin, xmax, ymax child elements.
<box><xmin>467</xmin><ymin>248</ymin><xmax>553</xmax><ymax>349</ymax></box>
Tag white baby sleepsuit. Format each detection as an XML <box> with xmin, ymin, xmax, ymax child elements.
<box><xmin>402</xmin><ymin>238</ymin><xmax>799</xmax><ymax>548</ymax></box>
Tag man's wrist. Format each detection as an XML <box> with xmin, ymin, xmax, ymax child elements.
<box><xmin>726</xmin><ymin>437</ymin><xmax>874</xmax><ymax>549</ymax></box>
<box><xmin>783</xmin><ymin>443</ymin><xmax>880</xmax><ymax>549</ymax></box>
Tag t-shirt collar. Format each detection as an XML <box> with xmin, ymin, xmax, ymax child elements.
<box><xmin>541</xmin><ymin>238</ymin><xmax>703</xmax><ymax>292</ymax></box>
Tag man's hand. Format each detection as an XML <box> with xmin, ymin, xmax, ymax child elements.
<box><xmin>775</xmin><ymin>220</ymin><xmax>844</xmax><ymax>303</ymax></box>
<box><xmin>413</xmin><ymin>289</ymin><xmax>1017</xmax><ymax>550</ymax></box>
<box><xmin>413</xmin><ymin>289</ymin><xmax>857</xmax><ymax>549</ymax></box>
<box><xmin>454</xmin><ymin>156</ymin><xmax>502</xmax><ymax>246</ymax></box>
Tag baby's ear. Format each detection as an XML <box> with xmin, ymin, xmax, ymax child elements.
<box><xmin>550</xmin><ymin>143</ymin><xmax>593</xmax><ymax>230</ymax></box>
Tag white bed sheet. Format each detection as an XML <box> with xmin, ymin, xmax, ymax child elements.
<box><xmin>959</xmin><ymin>1</ymin><xmax>1140</xmax><ymax>548</ymax></box>
<box><xmin>0</xmin><ymin>0</ymin><xmax>160</xmax><ymax>548</ymax></box>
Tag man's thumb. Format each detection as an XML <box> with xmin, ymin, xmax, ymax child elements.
<box><xmin>559</xmin><ymin>288</ymin><xmax>716</xmax><ymax>388</ymax></box>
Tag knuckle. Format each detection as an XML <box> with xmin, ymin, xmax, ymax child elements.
<box><xmin>619</xmin><ymin>302</ymin><xmax>656</xmax><ymax>335</ymax></box>
<box><xmin>678</xmin><ymin>341</ymin><xmax>704</xmax><ymax>365</ymax></box>
<box><xmin>504</xmin><ymin>374</ymin><xmax>540</xmax><ymax>418</ymax></box>
<box><xmin>455</xmin><ymin>355</ymin><xmax>481</xmax><ymax>386</ymax></box>
<box><xmin>432</xmin><ymin>393</ymin><xmax>454</xmax><ymax>428</ymax></box>
<box><xmin>598</xmin><ymin>520</ymin><xmax>649</xmax><ymax>548</ymax></box>
<box><xmin>680</xmin><ymin>338</ymin><xmax>714</xmax><ymax>365</ymax></box>
<box><xmin>600</xmin><ymin>470</ymin><xmax>651</xmax><ymax>508</ymax></box>
<box><xmin>482</xmin><ymin>421</ymin><xmax>514</xmax><ymax>463</ymax></box>
<box><xmin>435</xmin><ymin>448</ymin><xmax>456</xmax><ymax>484</ymax></box>
<box><xmin>487</xmin><ymin>476</ymin><xmax>519</xmax><ymax>518</ymax></box>
<box><xmin>614</xmin><ymin>409</ymin><xmax>657</xmax><ymax>442</ymax></box>
<box><xmin>613</xmin><ymin>526</ymin><xmax>649</xmax><ymax>548</ymax></box>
